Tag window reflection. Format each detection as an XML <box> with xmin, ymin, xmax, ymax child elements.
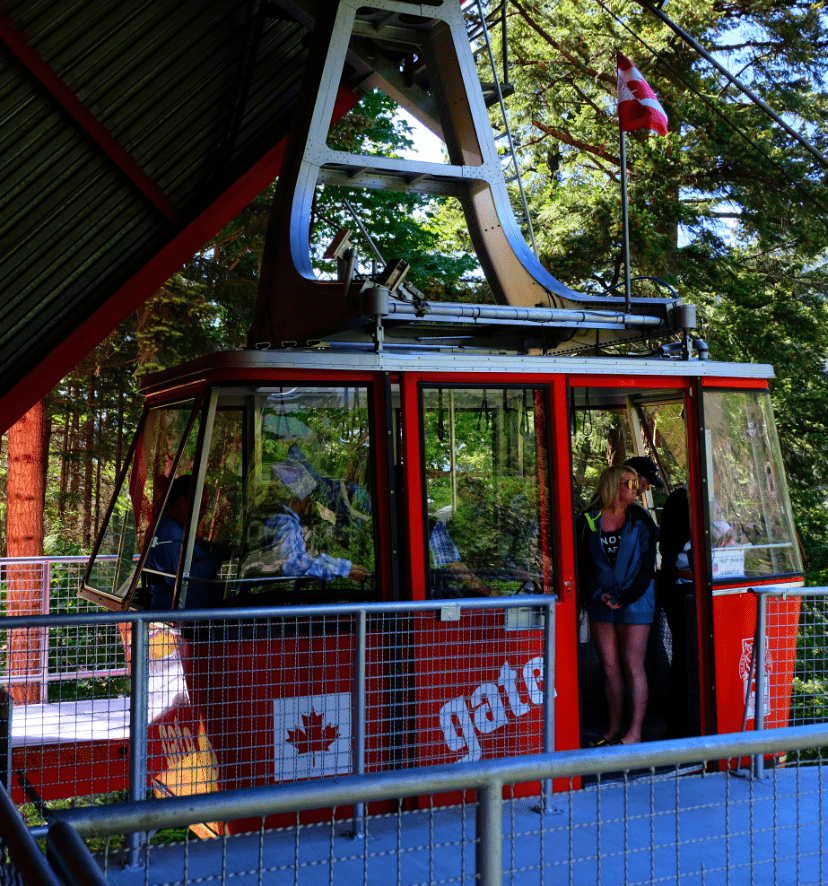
<box><xmin>704</xmin><ymin>391</ymin><xmax>801</xmax><ymax>579</ymax></box>
<box><xmin>421</xmin><ymin>387</ymin><xmax>551</xmax><ymax>598</ymax></box>
<box><xmin>86</xmin><ymin>400</ymin><xmax>198</xmax><ymax>605</ymax></box>
<box><xmin>228</xmin><ymin>385</ymin><xmax>376</xmax><ymax>603</ymax></box>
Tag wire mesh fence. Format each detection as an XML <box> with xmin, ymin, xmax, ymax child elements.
<box><xmin>0</xmin><ymin>572</ymin><xmax>554</xmax><ymax>837</ymax></box>
<box><xmin>782</xmin><ymin>593</ymin><xmax>828</xmax><ymax>730</ymax></box>
<box><xmin>50</xmin><ymin>726</ymin><xmax>828</xmax><ymax>886</ymax></box>
<box><xmin>0</xmin><ymin>557</ymin><xmax>128</xmax><ymax>705</ymax></box>
<box><xmin>1</xmin><ymin>559</ymin><xmax>828</xmax><ymax>884</ymax></box>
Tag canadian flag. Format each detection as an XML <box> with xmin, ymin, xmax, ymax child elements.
<box><xmin>617</xmin><ymin>52</ymin><xmax>668</xmax><ymax>136</ymax></box>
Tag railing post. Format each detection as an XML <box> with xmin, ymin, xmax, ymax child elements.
<box><xmin>541</xmin><ymin>597</ymin><xmax>557</xmax><ymax>814</ymax></box>
<box><xmin>753</xmin><ymin>592</ymin><xmax>767</xmax><ymax>779</ymax></box>
<box><xmin>351</xmin><ymin>609</ymin><xmax>367</xmax><ymax>840</ymax></box>
<box><xmin>128</xmin><ymin>617</ymin><xmax>149</xmax><ymax>865</ymax></box>
<box><xmin>40</xmin><ymin>560</ymin><xmax>51</xmax><ymax>701</ymax></box>
<box><xmin>47</xmin><ymin>820</ymin><xmax>109</xmax><ymax>886</ymax></box>
<box><xmin>0</xmin><ymin>779</ymin><xmax>62</xmax><ymax>886</ymax></box>
<box><xmin>0</xmin><ymin>688</ymin><xmax>11</xmax><ymax>792</ymax></box>
<box><xmin>476</xmin><ymin>780</ymin><xmax>503</xmax><ymax>886</ymax></box>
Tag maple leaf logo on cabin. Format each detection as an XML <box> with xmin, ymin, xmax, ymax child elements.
<box><xmin>286</xmin><ymin>708</ymin><xmax>340</xmax><ymax>766</ymax></box>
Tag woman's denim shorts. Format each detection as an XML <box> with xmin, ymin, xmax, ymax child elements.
<box><xmin>588</xmin><ymin>579</ymin><xmax>656</xmax><ymax>626</ymax></box>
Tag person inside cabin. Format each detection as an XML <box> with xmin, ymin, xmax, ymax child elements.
<box><xmin>428</xmin><ymin>516</ymin><xmax>493</xmax><ymax>598</ymax></box>
<box><xmin>144</xmin><ymin>474</ymin><xmax>226</xmax><ymax>610</ymax></box>
<box><xmin>259</xmin><ymin>459</ymin><xmax>371</xmax><ymax>585</ymax></box>
<box><xmin>656</xmin><ymin>485</ymin><xmax>694</xmax><ymax>738</ymax></box>
<box><xmin>623</xmin><ymin>456</ymin><xmax>664</xmax><ymax>502</ymax></box>
<box><xmin>286</xmin><ymin>443</ymin><xmax>372</xmax><ymax>545</ymax></box>
<box><xmin>577</xmin><ymin>465</ymin><xmax>657</xmax><ymax>746</ymax></box>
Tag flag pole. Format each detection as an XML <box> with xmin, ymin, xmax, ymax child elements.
<box><xmin>618</xmin><ymin>49</ymin><xmax>632</xmax><ymax>315</ymax></box>
<box><xmin>619</xmin><ymin>124</ymin><xmax>632</xmax><ymax>313</ymax></box>
<box><xmin>616</xmin><ymin>50</ymin><xmax>667</xmax><ymax>315</ymax></box>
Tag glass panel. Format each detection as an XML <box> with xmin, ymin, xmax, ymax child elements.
<box><xmin>571</xmin><ymin>403</ymin><xmax>636</xmax><ymax>513</ymax></box>
<box><xmin>150</xmin><ymin>406</ymin><xmax>246</xmax><ymax>609</ymax></box>
<box><xmin>86</xmin><ymin>400</ymin><xmax>198</xmax><ymax>603</ymax></box>
<box><xmin>421</xmin><ymin>387</ymin><xmax>551</xmax><ymax>598</ymax></box>
<box><xmin>197</xmin><ymin>407</ymin><xmax>245</xmax><ymax>555</ymax></box>
<box><xmin>569</xmin><ymin>389</ymin><xmax>686</xmax><ymax>524</ymax></box>
<box><xmin>704</xmin><ymin>390</ymin><xmax>801</xmax><ymax>579</ymax></box>
<box><xmin>229</xmin><ymin>385</ymin><xmax>376</xmax><ymax>603</ymax></box>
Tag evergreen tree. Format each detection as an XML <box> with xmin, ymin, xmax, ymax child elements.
<box><xmin>478</xmin><ymin>0</ymin><xmax>828</xmax><ymax>578</ymax></box>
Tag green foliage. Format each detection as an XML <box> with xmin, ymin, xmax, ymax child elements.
<box><xmin>317</xmin><ymin>91</ymin><xmax>479</xmax><ymax>297</ymax></box>
<box><xmin>25</xmin><ymin>791</ymin><xmax>190</xmax><ymax>850</ymax></box>
<box><xmin>31</xmin><ymin>5</ymin><xmax>828</xmax><ymax>581</ymax></box>
<box><xmin>478</xmin><ymin>0</ymin><xmax>828</xmax><ymax>577</ymax></box>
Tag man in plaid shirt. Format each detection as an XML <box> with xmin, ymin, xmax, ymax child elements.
<box><xmin>265</xmin><ymin>459</ymin><xmax>370</xmax><ymax>584</ymax></box>
<box><xmin>429</xmin><ymin>518</ymin><xmax>491</xmax><ymax>597</ymax></box>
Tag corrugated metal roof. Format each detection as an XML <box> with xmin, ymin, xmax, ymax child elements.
<box><xmin>0</xmin><ymin>0</ymin><xmax>355</xmax><ymax>430</ymax></box>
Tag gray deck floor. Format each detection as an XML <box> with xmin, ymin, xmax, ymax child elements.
<box><xmin>98</xmin><ymin>764</ymin><xmax>828</xmax><ymax>886</ymax></box>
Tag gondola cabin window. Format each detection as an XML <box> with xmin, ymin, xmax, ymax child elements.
<box><xmin>703</xmin><ymin>390</ymin><xmax>801</xmax><ymax>580</ymax></box>
<box><xmin>84</xmin><ymin>384</ymin><xmax>377</xmax><ymax>610</ymax></box>
<box><xmin>86</xmin><ymin>399</ymin><xmax>199</xmax><ymax>606</ymax></box>
<box><xmin>229</xmin><ymin>385</ymin><xmax>376</xmax><ymax>604</ymax></box>
<box><xmin>420</xmin><ymin>386</ymin><xmax>552</xmax><ymax>598</ymax></box>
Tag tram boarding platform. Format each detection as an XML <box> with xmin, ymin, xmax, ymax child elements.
<box><xmin>97</xmin><ymin>765</ymin><xmax>828</xmax><ymax>886</ymax></box>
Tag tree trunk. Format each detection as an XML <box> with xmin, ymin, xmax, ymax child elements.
<box><xmin>82</xmin><ymin>376</ymin><xmax>95</xmax><ymax>548</ymax></box>
<box><xmin>58</xmin><ymin>409</ymin><xmax>69</xmax><ymax>524</ymax></box>
<box><xmin>116</xmin><ymin>386</ymin><xmax>125</xmax><ymax>478</ymax></box>
<box><xmin>68</xmin><ymin>385</ymin><xmax>81</xmax><ymax>541</ymax></box>
<box><xmin>6</xmin><ymin>401</ymin><xmax>46</xmax><ymax>704</ymax></box>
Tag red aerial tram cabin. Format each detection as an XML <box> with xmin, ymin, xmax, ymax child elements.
<box><xmin>77</xmin><ymin>0</ymin><xmax>803</xmax><ymax>831</ymax></box>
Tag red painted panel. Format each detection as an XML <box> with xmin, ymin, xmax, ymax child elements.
<box><xmin>412</xmin><ymin>608</ymin><xmax>546</xmax><ymax>804</ymax></box>
<box><xmin>11</xmin><ymin>742</ymin><xmax>129</xmax><ymax>804</ymax></box>
<box><xmin>185</xmin><ymin>624</ymin><xmax>391</xmax><ymax>832</ymax></box>
<box><xmin>549</xmin><ymin>377</ymin><xmax>582</xmax><ymax>769</ymax></box>
<box><xmin>701</xmin><ymin>377</ymin><xmax>769</xmax><ymax>390</ymax></box>
<box><xmin>712</xmin><ymin>592</ymin><xmax>801</xmax><ymax>737</ymax></box>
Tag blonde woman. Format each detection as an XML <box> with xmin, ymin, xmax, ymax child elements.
<box><xmin>577</xmin><ymin>465</ymin><xmax>657</xmax><ymax>746</ymax></box>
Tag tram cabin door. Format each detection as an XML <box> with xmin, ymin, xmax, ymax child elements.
<box><xmin>569</xmin><ymin>384</ymin><xmax>699</xmax><ymax>745</ymax></box>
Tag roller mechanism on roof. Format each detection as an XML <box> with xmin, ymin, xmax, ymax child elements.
<box><xmin>248</xmin><ymin>0</ymin><xmax>697</xmax><ymax>355</ymax></box>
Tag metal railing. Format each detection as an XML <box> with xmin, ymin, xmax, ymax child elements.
<box><xmin>753</xmin><ymin>586</ymin><xmax>828</xmax><ymax>776</ymax></box>
<box><xmin>3</xmin><ymin>559</ymin><xmax>828</xmax><ymax>883</ymax></box>
<box><xmin>0</xmin><ymin>556</ymin><xmax>128</xmax><ymax>700</ymax></box>
<box><xmin>0</xmin><ymin>595</ymin><xmax>556</xmax><ymax>836</ymax></box>
<box><xmin>38</xmin><ymin>723</ymin><xmax>828</xmax><ymax>886</ymax></box>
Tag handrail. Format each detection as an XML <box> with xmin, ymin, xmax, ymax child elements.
<box><xmin>46</xmin><ymin>820</ymin><xmax>108</xmax><ymax>886</ymax></box>
<box><xmin>0</xmin><ymin>594</ymin><xmax>557</xmax><ymax>629</ymax></box>
<box><xmin>0</xmin><ymin>779</ymin><xmax>62</xmax><ymax>886</ymax></box>
<box><xmin>0</xmin><ymin>555</ymin><xmax>95</xmax><ymax>566</ymax></box>
<box><xmin>753</xmin><ymin>585</ymin><xmax>828</xmax><ymax>597</ymax></box>
<box><xmin>53</xmin><ymin>723</ymin><xmax>828</xmax><ymax>840</ymax></box>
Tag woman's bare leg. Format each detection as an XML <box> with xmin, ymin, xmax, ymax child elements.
<box><xmin>618</xmin><ymin>623</ymin><xmax>651</xmax><ymax>744</ymax></box>
<box><xmin>591</xmin><ymin>621</ymin><xmax>624</xmax><ymax>741</ymax></box>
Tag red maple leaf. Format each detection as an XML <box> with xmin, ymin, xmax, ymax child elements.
<box><xmin>286</xmin><ymin>708</ymin><xmax>340</xmax><ymax>766</ymax></box>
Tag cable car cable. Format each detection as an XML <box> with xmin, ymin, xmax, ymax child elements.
<box><xmin>634</xmin><ymin>0</ymin><xmax>828</xmax><ymax>172</ymax></box>
<box><xmin>587</xmin><ymin>0</ymin><xmax>828</xmax><ymax>228</ymax></box>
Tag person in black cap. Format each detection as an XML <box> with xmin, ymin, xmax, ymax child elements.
<box><xmin>657</xmin><ymin>485</ymin><xmax>694</xmax><ymax>737</ymax></box>
<box><xmin>623</xmin><ymin>456</ymin><xmax>664</xmax><ymax>497</ymax></box>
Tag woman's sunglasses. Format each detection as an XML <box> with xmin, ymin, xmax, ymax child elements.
<box><xmin>622</xmin><ymin>478</ymin><xmax>639</xmax><ymax>490</ymax></box>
